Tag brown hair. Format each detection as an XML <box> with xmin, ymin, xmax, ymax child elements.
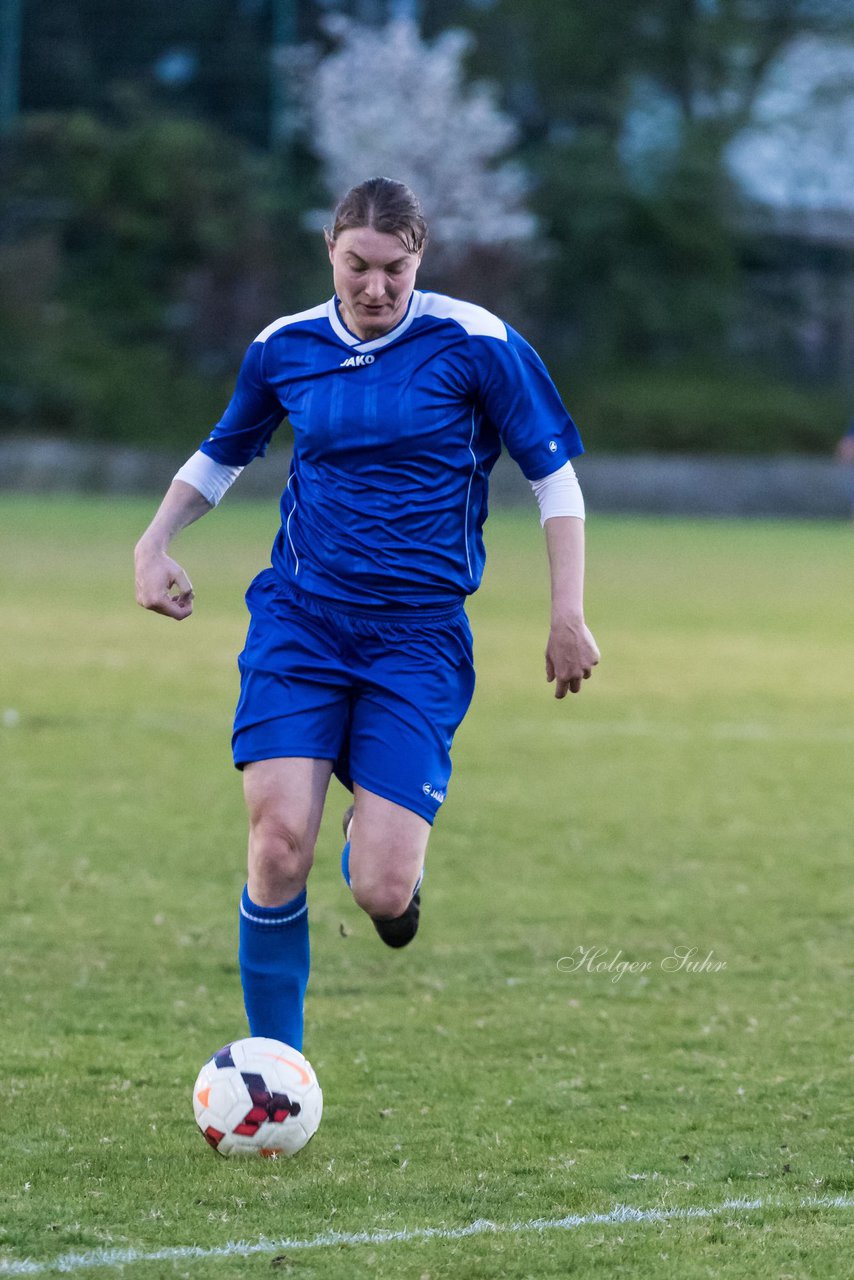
<box><xmin>329</xmin><ymin>177</ymin><xmax>428</xmax><ymax>255</ymax></box>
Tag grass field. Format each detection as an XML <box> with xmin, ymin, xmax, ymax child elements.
<box><xmin>1</xmin><ymin>497</ymin><xmax>853</xmax><ymax>1279</ymax></box>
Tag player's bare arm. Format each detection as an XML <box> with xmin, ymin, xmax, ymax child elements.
<box><xmin>544</xmin><ymin>515</ymin><xmax>600</xmax><ymax>698</ymax></box>
<box><xmin>134</xmin><ymin>479</ymin><xmax>212</xmax><ymax>621</ymax></box>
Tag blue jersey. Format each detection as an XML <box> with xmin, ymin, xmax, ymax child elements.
<box><xmin>201</xmin><ymin>290</ymin><xmax>583</xmax><ymax>610</ymax></box>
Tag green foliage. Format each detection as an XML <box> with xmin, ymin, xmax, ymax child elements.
<box><xmin>4</xmin><ymin>313</ymin><xmax>234</xmax><ymax>449</ymax></box>
<box><xmin>2</xmin><ymin>501</ymin><xmax>854</xmax><ymax>1275</ymax></box>
<box><xmin>20</xmin><ymin>0</ymin><xmax>276</xmax><ymax>143</ymax></box>
<box><xmin>518</xmin><ymin>121</ymin><xmax>740</xmax><ymax>371</ymax></box>
<box><xmin>571</xmin><ymin>364</ymin><xmax>848</xmax><ymax>454</ymax></box>
<box><xmin>0</xmin><ymin>103</ymin><xmax>326</xmax><ymax>445</ymax></box>
<box><xmin>446</xmin><ymin>0</ymin><xmax>854</xmax><ymax>395</ymax></box>
<box><xmin>447</xmin><ymin>0</ymin><xmax>643</xmax><ymax>130</ymax></box>
<box><xmin>5</xmin><ymin>4</ymin><xmax>854</xmax><ymax>450</ymax></box>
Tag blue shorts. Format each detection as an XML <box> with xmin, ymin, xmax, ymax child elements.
<box><xmin>232</xmin><ymin>570</ymin><xmax>476</xmax><ymax>824</ymax></box>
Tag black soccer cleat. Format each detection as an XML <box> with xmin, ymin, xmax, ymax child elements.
<box><xmin>372</xmin><ymin>890</ymin><xmax>421</xmax><ymax>949</ymax></box>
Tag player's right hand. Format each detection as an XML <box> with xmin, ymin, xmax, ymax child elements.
<box><xmin>134</xmin><ymin>546</ymin><xmax>195</xmax><ymax>621</ymax></box>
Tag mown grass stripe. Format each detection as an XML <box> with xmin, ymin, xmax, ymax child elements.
<box><xmin>2</xmin><ymin>1195</ymin><xmax>851</xmax><ymax>1276</ymax></box>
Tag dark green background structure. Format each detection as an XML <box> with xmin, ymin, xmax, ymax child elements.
<box><xmin>1</xmin><ymin>1</ymin><xmax>852</xmax><ymax>453</ymax></box>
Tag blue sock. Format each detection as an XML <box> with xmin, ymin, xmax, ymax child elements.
<box><xmin>238</xmin><ymin>886</ymin><xmax>309</xmax><ymax>1052</ymax></box>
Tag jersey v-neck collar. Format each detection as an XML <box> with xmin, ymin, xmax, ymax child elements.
<box><xmin>327</xmin><ymin>292</ymin><xmax>421</xmax><ymax>353</ymax></box>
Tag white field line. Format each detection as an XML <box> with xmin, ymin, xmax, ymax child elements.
<box><xmin>1</xmin><ymin>1194</ymin><xmax>851</xmax><ymax>1276</ymax></box>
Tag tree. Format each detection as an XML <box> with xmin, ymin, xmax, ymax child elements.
<box><xmin>726</xmin><ymin>33</ymin><xmax>854</xmax><ymax>215</ymax></box>
<box><xmin>290</xmin><ymin>16</ymin><xmax>536</xmax><ymax>265</ymax></box>
<box><xmin>427</xmin><ymin>0</ymin><xmax>854</xmax><ymax>370</ymax></box>
<box><xmin>0</xmin><ymin>102</ymin><xmax>325</xmax><ymax>444</ymax></box>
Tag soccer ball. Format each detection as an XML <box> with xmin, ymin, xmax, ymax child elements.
<box><xmin>192</xmin><ymin>1037</ymin><xmax>322</xmax><ymax>1158</ymax></box>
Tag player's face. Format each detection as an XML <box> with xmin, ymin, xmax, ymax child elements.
<box><xmin>328</xmin><ymin>227</ymin><xmax>422</xmax><ymax>340</ymax></box>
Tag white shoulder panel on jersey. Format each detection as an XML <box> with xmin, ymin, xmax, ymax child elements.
<box><xmin>414</xmin><ymin>292</ymin><xmax>508</xmax><ymax>342</ymax></box>
<box><xmin>254</xmin><ymin>302</ymin><xmax>330</xmax><ymax>344</ymax></box>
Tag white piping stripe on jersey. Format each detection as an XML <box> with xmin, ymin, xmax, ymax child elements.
<box><xmin>254</xmin><ymin>302</ymin><xmax>329</xmax><ymax>345</ymax></box>
<box><xmin>414</xmin><ymin>290</ymin><xmax>508</xmax><ymax>341</ymax></box>
<box><xmin>463</xmin><ymin>411</ymin><xmax>477</xmax><ymax>580</ymax></box>
<box><xmin>325</xmin><ymin>291</ymin><xmax>509</xmax><ymax>355</ymax></box>
<box><xmin>326</xmin><ymin>296</ymin><xmax>359</xmax><ymax>347</ymax></box>
<box><xmin>239</xmin><ymin>899</ymin><xmax>308</xmax><ymax>926</ymax></box>
<box><xmin>327</xmin><ymin>294</ymin><xmax>421</xmax><ymax>354</ymax></box>
<box><xmin>352</xmin><ymin>293</ymin><xmax>421</xmax><ymax>353</ymax></box>
<box><xmin>285</xmin><ymin>472</ymin><xmax>300</xmax><ymax>574</ymax></box>
<box><xmin>253</xmin><ymin>291</ymin><xmax>508</xmax><ymax>353</ymax></box>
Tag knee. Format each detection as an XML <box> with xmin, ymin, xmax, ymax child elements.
<box><xmin>351</xmin><ymin>873</ymin><xmax>415</xmax><ymax>921</ymax></box>
<box><xmin>248</xmin><ymin>812</ymin><xmax>314</xmax><ymax>894</ymax></box>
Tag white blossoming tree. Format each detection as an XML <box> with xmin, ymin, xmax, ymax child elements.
<box><xmin>291</xmin><ymin>17</ymin><xmax>536</xmax><ymax>263</ymax></box>
<box><xmin>726</xmin><ymin>34</ymin><xmax>854</xmax><ymax>216</ymax></box>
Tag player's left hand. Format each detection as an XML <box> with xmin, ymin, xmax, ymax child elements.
<box><xmin>545</xmin><ymin>616</ymin><xmax>600</xmax><ymax>698</ymax></box>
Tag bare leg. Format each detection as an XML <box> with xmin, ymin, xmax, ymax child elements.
<box><xmin>347</xmin><ymin>783</ymin><xmax>430</xmax><ymax>921</ymax></box>
<box><xmin>243</xmin><ymin>757</ymin><xmax>334</xmax><ymax>904</ymax></box>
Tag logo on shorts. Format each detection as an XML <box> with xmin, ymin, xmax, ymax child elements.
<box><xmin>339</xmin><ymin>354</ymin><xmax>376</xmax><ymax>368</ymax></box>
<box><xmin>422</xmin><ymin>782</ymin><xmax>446</xmax><ymax>804</ymax></box>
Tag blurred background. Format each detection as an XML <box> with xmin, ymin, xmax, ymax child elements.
<box><xmin>2</xmin><ymin>0</ymin><xmax>854</xmax><ymax>508</ymax></box>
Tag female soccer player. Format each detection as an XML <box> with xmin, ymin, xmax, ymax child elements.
<box><xmin>134</xmin><ymin>177</ymin><xmax>599</xmax><ymax>1053</ymax></box>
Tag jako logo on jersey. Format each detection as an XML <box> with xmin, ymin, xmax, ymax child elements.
<box><xmin>339</xmin><ymin>354</ymin><xmax>376</xmax><ymax>368</ymax></box>
<box><xmin>548</xmin><ymin>439</ymin><xmax>558</xmax><ymax>452</ymax></box>
<box><xmin>422</xmin><ymin>782</ymin><xmax>446</xmax><ymax>804</ymax></box>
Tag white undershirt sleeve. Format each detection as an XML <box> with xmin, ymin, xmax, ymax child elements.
<box><xmin>529</xmin><ymin>460</ymin><xmax>585</xmax><ymax>526</ymax></box>
<box><xmin>174</xmin><ymin>450</ymin><xmax>244</xmax><ymax>507</ymax></box>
